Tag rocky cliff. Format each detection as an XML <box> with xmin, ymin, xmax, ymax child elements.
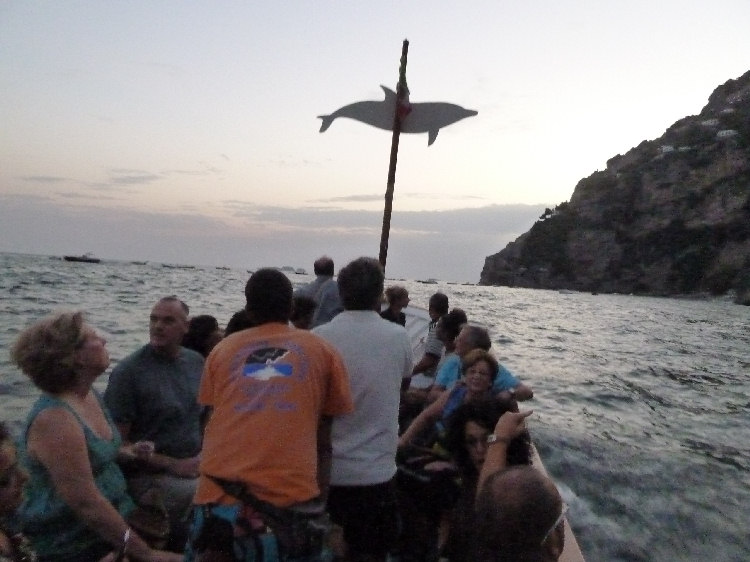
<box><xmin>480</xmin><ymin>70</ymin><xmax>750</xmax><ymax>304</ymax></box>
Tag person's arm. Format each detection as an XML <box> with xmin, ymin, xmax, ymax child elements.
<box><xmin>475</xmin><ymin>410</ymin><xmax>533</xmax><ymax>498</ymax></box>
<box><xmin>411</xmin><ymin>353</ymin><xmax>440</xmax><ymax>376</ymax></box>
<box><xmin>426</xmin><ymin>384</ymin><xmax>447</xmax><ymax>404</ymax></box>
<box><xmin>27</xmin><ymin>408</ymin><xmax>181</xmax><ymax>562</ymax></box>
<box><xmin>495</xmin><ymin>383</ymin><xmax>534</xmax><ymax>402</ymax></box>
<box><xmin>398</xmin><ymin>390</ymin><xmax>449</xmax><ymax>449</ymax></box>
<box><xmin>492</xmin><ymin>363</ymin><xmax>534</xmax><ymax>403</ymax></box>
<box><xmin>316</xmin><ymin>415</ymin><xmax>334</xmax><ymax>501</ymax></box>
<box><xmin>115</xmin><ymin>421</ymin><xmax>200</xmax><ymax>478</ymax></box>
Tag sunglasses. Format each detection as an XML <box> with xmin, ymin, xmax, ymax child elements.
<box><xmin>540</xmin><ymin>502</ymin><xmax>569</xmax><ymax>545</ymax></box>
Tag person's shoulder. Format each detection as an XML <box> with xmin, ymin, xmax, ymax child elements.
<box><xmin>180</xmin><ymin>346</ymin><xmax>205</xmax><ymax>364</ymax></box>
<box><xmin>27</xmin><ymin>399</ymin><xmax>79</xmax><ymax>434</ymax></box>
<box><xmin>299</xmin><ymin>327</ymin><xmax>346</xmax><ymax>356</ymax></box>
<box><xmin>110</xmin><ymin>344</ymin><xmax>150</xmax><ymax>374</ymax></box>
<box><xmin>380</xmin><ymin>316</ymin><xmax>410</xmax><ymax>337</ymax></box>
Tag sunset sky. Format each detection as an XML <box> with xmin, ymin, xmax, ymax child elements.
<box><xmin>2</xmin><ymin>2</ymin><xmax>749</xmax><ymax>281</ymax></box>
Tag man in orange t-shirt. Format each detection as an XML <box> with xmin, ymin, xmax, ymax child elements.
<box><xmin>187</xmin><ymin>268</ymin><xmax>353</xmax><ymax>561</ymax></box>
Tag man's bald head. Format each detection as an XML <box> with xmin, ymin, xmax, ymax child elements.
<box><xmin>474</xmin><ymin>465</ymin><xmax>565</xmax><ymax>561</ymax></box>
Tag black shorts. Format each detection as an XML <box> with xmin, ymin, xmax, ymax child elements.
<box><xmin>326</xmin><ymin>479</ymin><xmax>399</xmax><ymax>559</ymax></box>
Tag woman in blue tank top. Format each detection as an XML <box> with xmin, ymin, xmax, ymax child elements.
<box><xmin>11</xmin><ymin>311</ymin><xmax>181</xmax><ymax>562</ymax></box>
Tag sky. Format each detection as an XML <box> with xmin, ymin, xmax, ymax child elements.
<box><xmin>1</xmin><ymin>2</ymin><xmax>749</xmax><ymax>282</ymax></box>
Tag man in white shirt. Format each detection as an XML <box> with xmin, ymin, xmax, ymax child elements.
<box><xmin>314</xmin><ymin>257</ymin><xmax>413</xmax><ymax>562</ymax></box>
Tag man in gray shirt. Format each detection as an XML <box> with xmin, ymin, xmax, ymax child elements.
<box><xmin>104</xmin><ymin>295</ymin><xmax>204</xmax><ymax>550</ymax></box>
<box><xmin>295</xmin><ymin>255</ymin><xmax>344</xmax><ymax>327</ymax></box>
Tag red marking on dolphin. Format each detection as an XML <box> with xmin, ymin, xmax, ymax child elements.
<box><xmin>318</xmin><ymin>85</ymin><xmax>477</xmax><ymax>146</ymax></box>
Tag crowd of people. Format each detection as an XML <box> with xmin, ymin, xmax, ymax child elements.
<box><xmin>2</xmin><ymin>254</ymin><xmax>571</xmax><ymax>562</ymax></box>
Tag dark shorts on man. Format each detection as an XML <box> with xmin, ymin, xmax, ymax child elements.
<box><xmin>326</xmin><ymin>479</ymin><xmax>399</xmax><ymax>560</ymax></box>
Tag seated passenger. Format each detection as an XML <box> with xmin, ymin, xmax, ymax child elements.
<box><xmin>380</xmin><ymin>285</ymin><xmax>410</xmax><ymax>326</ymax></box>
<box><xmin>182</xmin><ymin>314</ymin><xmax>223</xmax><ymax>358</ymax></box>
<box><xmin>0</xmin><ymin>421</ymin><xmax>35</xmax><ymax>562</ymax></box>
<box><xmin>11</xmin><ymin>312</ymin><xmax>180</xmax><ymax>562</ymax></box>
<box><xmin>440</xmin><ymin>400</ymin><xmax>532</xmax><ymax>562</ymax></box>
<box><xmin>398</xmin><ymin>349</ymin><xmax>500</xmax><ymax>451</ymax></box>
<box><xmin>424</xmin><ymin>308</ymin><xmax>468</xmax><ymax>404</ymax></box>
<box><xmin>474</xmin><ymin>464</ymin><xmax>566</xmax><ymax>561</ymax></box>
<box><xmin>104</xmin><ymin>297</ymin><xmax>204</xmax><ymax>552</ymax></box>
<box><xmin>408</xmin><ymin>292</ymin><xmax>449</xmax><ymax>383</ymax></box>
<box><xmin>400</xmin><ymin>293</ymin><xmax>450</xmax><ymax>431</ymax></box>
<box><xmin>428</xmin><ymin>324</ymin><xmax>533</xmax><ymax>403</ymax></box>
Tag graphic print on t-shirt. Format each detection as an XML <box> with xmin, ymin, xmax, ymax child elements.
<box><xmin>242</xmin><ymin>346</ymin><xmax>294</xmax><ymax>380</ymax></box>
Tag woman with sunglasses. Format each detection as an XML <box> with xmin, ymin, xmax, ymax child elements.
<box><xmin>440</xmin><ymin>400</ymin><xmax>532</xmax><ymax>561</ymax></box>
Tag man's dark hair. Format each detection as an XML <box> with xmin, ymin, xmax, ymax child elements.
<box><xmin>445</xmin><ymin>399</ymin><xmax>531</xmax><ymax>482</ymax></box>
<box><xmin>337</xmin><ymin>257</ymin><xmax>384</xmax><ymax>311</ymax></box>
<box><xmin>225</xmin><ymin>309</ymin><xmax>256</xmax><ymax>336</ymax></box>
<box><xmin>183</xmin><ymin>315</ymin><xmax>219</xmax><ymax>357</ymax></box>
<box><xmin>244</xmin><ymin>268</ymin><xmax>293</xmax><ymax>324</ymax></box>
<box><xmin>428</xmin><ymin>292</ymin><xmax>449</xmax><ymax>316</ymax></box>
<box><xmin>439</xmin><ymin>308</ymin><xmax>468</xmax><ymax>341</ymax></box>
<box><xmin>291</xmin><ymin>295</ymin><xmax>317</xmax><ymax>322</ymax></box>
<box><xmin>313</xmin><ymin>256</ymin><xmax>335</xmax><ymax>277</ymax></box>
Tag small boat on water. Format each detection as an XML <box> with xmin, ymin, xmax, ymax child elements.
<box><xmin>63</xmin><ymin>252</ymin><xmax>100</xmax><ymax>263</ymax></box>
<box><xmin>162</xmin><ymin>263</ymin><xmax>195</xmax><ymax>270</ymax></box>
<box><xmin>295</xmin><ymin>268</ymin><xmax>308</xmax><ymax>275</ymax></box>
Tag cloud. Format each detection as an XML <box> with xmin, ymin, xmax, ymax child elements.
<box><xmin>108</xmin><ymin>169</ymin><xmax>163</xmax><ymax>186</ymax></box>
<box><xmin>309</xmin><ymin>192</ymin><xmax>487</xmax><ymax>205</ymax></box>
<box><xmin>20</xmin><ymin>176</ymin><xmax>69</xmax><ymax>184</ymax></box>
<box><xmin>0</xmin><ymin>193</ymin><xmax>546</xmax><ymax>281</ymax></box>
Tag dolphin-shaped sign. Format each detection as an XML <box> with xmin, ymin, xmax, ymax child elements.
<box><xmin>318</xmin><ymin>85</ymin><xmax>477</xmax><ymax>145</ymax></box>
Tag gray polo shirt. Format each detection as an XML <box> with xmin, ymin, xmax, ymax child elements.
<box><xmin>104</xmin><ymin>344</ymin><xmax>204</xmax><ymax>458</ymax></box>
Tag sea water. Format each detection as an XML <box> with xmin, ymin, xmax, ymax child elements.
<box><xmin>1</xmin><ymin>252</ymin><xmax>748</xmax><ymax>561</ymax></box>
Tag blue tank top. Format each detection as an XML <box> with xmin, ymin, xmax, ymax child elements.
<box><xmin>19</xmin><ymin>392</ymin><xmax>134</xmax><ymax>561</ymax></box>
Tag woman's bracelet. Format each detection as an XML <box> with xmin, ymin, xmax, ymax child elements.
<box><xmin>486</xmin><ymin>433</ymin><xmax>510</xmax><ymax>446</ymax></box>
<box><xmin>114</xmin><ymin>528</ymin><xmax>130</xmax><ymax>562</ymax></box>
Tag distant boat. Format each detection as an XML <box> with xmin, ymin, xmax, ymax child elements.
<box><xmin>295</xmin><ymin>268</ymin><xmax>307</xmax><ymax>275</ymax></box>
<box><xmin>130</xmin><ymin>260</ymin><xmax>148</xmax><ymax>265</ymax></box>
<box><xmin>418</xmin><ymin>278</ymin><xmax>439</xmax><ymax>284</ymax></box>
<box><xmin>63</xmin><ymin>252</ymin><xmax>100</xmax><ymax>263</ymax></box>
<box><xmin>162</xmin><ymin>263</ymin><xmax>195</xmax><ymax>270</ymax></box>
<box><xmin>216</xmin><ymin>266</ymin><xmax>231</xmax><ymax>270</ymax></box>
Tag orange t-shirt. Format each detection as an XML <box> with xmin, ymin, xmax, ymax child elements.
<box><xmin>194</xmin><ymin>322</ymin><xmax>353</xmax><ymax>507</ymax></box>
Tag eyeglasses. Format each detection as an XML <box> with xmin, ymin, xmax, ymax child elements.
<box><xmin>540</xmin><ymin>502</ymin><xmax>568</xmax><ymax>545</ymax></box>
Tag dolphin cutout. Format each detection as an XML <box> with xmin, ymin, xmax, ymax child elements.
<box><xmin>318</xmin><ymin>86</ymin><xmax>477</xmax><ymax>145</ymax></box>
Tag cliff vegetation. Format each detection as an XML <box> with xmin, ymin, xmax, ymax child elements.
<box><xmin>480</xmin><ymin>70</ymin><xmax>750</xmax><ymax>304</ymax></box>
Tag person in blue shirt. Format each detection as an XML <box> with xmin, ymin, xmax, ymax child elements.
<box><xmin>427</xmin><ymin>324</ymin><xmax>533</xmax><ymax>403</ymax></box>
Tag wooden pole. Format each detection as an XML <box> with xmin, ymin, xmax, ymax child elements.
<box><xmin>378</xmin><ymin>39</ymin><xmax>409</xmax><ymax>273</ymax></box>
